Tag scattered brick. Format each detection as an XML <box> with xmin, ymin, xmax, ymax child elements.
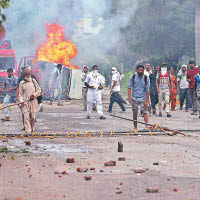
<box><xmin>118</xmin><ymin>142</ymin><xmax>123</xmax><ymax>152</ymax></box>
<box><xmin>84</xmin><ymin>176</ymin><xmax>92</xmax><ymax>181</ymax></box>
<box><xmin>104</xmin><ymin>161</ymin><xmax>116</xmax><ymax>167</ymax></box>
<box><xmin>77</xmin><ymin>168</ymin><xmax>88</xmax><ymax>173</ymax></box>
<box><xmin>24</xmin><ymin>141</ymin><xmax>31</xmax><ymax>145</ymax></box>
<box><xmin>146</xmin><ymin>187</ymin><xmax>158</xmax><ymax>193</ymax></box>
<box><xmin>66</xmin><ymin>158</ymin><xmax>75</xmax><ymax>163</ymax></box>
<box><xmin>153</xmin><ymin>162</ymin><xmax>159</xmax><ymax>165</ymax></box>
<box><xmin>118</xmin><ymin>157</ymin><xmax>126</xmax><ymax>161</ymax></box>
<box><xmin>134</xmin><ymin>168</ymin><xmax>148</xmax><ymax>173</ymax></box>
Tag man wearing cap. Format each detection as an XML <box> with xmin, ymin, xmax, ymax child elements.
<box><xmin>0</xmin><ymin>68</ymin><xmax>18</xmax><ymax>121</ymax></box>
<box><xmin>18</xmin><ymin>67</ymin><xmax>41</xmax><ymax>134</ymax></box>
<box><xmin>177</xmin><ymin>64</ymin><xmax>189</xmax><ymax>111</ymax></box>
<box><xmin>108</xmin><ymin>67</ymin><xmax>126</xmax><ymax>113</ymax></box>
<box><xmin>81</xmin><ymin>65</ymin><xmax>89</xmax><ymax>111</ymax></box>
<box><xmin>85</xmin><ymin>65</ymin><xmax>106</xmax><ymax>119</ymax></box>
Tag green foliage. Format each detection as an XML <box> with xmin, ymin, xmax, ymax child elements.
<box><xmin>120</xmin><ymin>71</ymin><xmax>133</xmax><ymax>94</ymax></box>
<box><xmin>122</xmin><ymin>0</ymin><xmax>199</xmax><ymax>68</ymax></box>
<box><xmin>0</xmin><ymin>0</ymin><xmax>10</xmax><ymax>23</ymax></box>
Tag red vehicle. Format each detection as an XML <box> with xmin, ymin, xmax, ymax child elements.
<box><xmin>0</xmin><ymin>40</ymin><xmax>18</xmax><ymax>99</ymax></box>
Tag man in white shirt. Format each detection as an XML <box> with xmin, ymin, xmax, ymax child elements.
<box><xmin>144</xmin><ymin>63</ymin><xmax>152</xmax><ymax>77</ymax></box>
<box><xmin>108</xmin><ymin>67</ymin><xmax>126</xmax><ymax>113</ymax></box>
<box><xmin>80</xmin><ymin>65</ymin><xmax>89</xmax><ymax>111</ymax></box>
<box><xmin>177</xmin><ymin>64</ymin><xmax>189</xmax><ymax>111</ymax></box>
<box><xmin>85</xmin><ymin>65</ymin><xmax>106</xmax><ymax>119</ymax></box>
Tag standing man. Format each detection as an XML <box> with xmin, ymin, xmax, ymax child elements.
<box><xmin>187</xmin><ymin>60</ymin><xmax>198</xmax><ymax>115</ymax></box>
<box><xmin>81</xmin><ymin>65</ymin><xmax>89</xmax><ymax>111</ymax></box>
<box><xmin>128</xmin><ymin>65</ymin><xmax>150</xmax><ymax>132</ymax></box>
<box><xmin>0</xmin><ymin>68</ymin><xmax>18</xmax><ymax>121</ymax></box>
<box><xmin>85</xmin><ymin>65</ymin><xmax>106</xmax><ymax>119</ymax></box>
<box><xmin>156</xmin><ymin>63</ymin><xmax>172</xmax><ymax>117</ymax></box>
<box><xmin>50</xmin><ymin>64</ymin><xmax>63</xmax><ymax>106</ymax></box>
<box><xmin>177</xmin><ymin>64</ymin><xmax>189</xmax><ymax>111</ymax></box>
<box><xmin>19</xmin><ymin>67</ymin><xmax>41</xmax><ymax>134</ymax></box>
<box><xmin>144</xmin><ymin>63</ymin><xmax>152</xmax><ymax>77</ymax></box>
<box><xmin>108</xmin><ymin>67</ymin><xmax>126</xmax><ymax>113</ymax></box>
<box><xmin>169</xmin><ymin>67</ymin><xmax>178</xmax><ymax>111</ymax></box>
<box><xmin>149</xmin><ymin>66</ymin><xmax>159</xmax><ymax>115</ymax></box>
<box><xmin>194</xmin><ymin>66</ymin><xmax>200</xmax><ymax>119</ymax></box>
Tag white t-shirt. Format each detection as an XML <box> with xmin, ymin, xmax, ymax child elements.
<box><xmin>177</xmin><ymin>71</ymin><xmax>188</xmax><ymax>89</ymax></box>
<box><xmin>111</xmin><ymin>72</ymin><xmax>121</xmax><ymax>92</ymax></box>
<box><xmin>144</xmin><ymin>69</ymin><xmax>152</xmax><ymax>77</ymax></box>
<box><xmin>85</xmin><ymin>71</ymin><xmax>105</xmax><ymax>92</ymax></box>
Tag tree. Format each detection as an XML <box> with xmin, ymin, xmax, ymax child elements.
<box><xmin>0</xmin><ymin>0</ymin><xmax>10</xmax><ymax>24</ymax></box>
<box><xmin>119</xmin><ymin>0</ymin><xmax>199</xmax><ymax>69</ymax></box>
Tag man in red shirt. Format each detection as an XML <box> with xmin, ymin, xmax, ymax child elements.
<box><xmin>187</xmin><ymin>60</ymin><xmax>198</xmax><ymax>115</ymax></box>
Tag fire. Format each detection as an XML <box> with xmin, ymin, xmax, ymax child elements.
<box><xmin>36</xmin><ymin>23</ymin><xmax>77</xmax><ymax>69</ymax></box>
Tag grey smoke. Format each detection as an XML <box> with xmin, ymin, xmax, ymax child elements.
<box><xmin>4</xmin><ymin>0</ymin><xmax>138</xmax><ymax>67</ymax></box>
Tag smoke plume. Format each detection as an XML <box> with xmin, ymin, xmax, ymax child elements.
<box><xmin>4</xmin><ymin>0</ymin><xmax>138</xmax><ymax>67</ymax></box>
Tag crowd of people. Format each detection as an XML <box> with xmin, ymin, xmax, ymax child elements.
<box><xmin>0</xmin><ymin>60</ymin><xmax>200</xmax><ymax>134</ymax></box>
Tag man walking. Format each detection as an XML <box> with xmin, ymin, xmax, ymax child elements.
<box><xmin>177</xmin><ymin>64</ymin><xmax>189</xmax><ymax>111</ymax></box>
<box><xmin>81</xmin><ymin>65</ymin><xmax>89</xmax><ymax>111</ymax></box>
<box><xmin>19</xmin><ymin>67</ymin><xmax>41</xmax><ymax>134</ymax></box>
<box><xmin>128</xmin><ymin>65</ymin><xmax>150</xmax><ymax>132</ymax></box>
<box><xmin>156</xmin><ymin>63</ymin><xmax>172</xmax><ymax>117</ymax></box>
<box><xmin>187</xmin><ymin>60</ymin><xmax>198</xmax><ymax>115</ymax></box>
<box><xmin>85</xmin><ymin>65</ymin><xmax>106</xmax><ymax>119</ymax></box>
<box><xmin>0</xmin><ymin>68</ymin><xmax>18</xmax><ymax>121</ymax></box>
<box><xmin>50</xmin><ymin>64</ymin><xmax>63</xmax><ymax>106</ymax></box>
<box><xmin>149</xmin><ymin>66</ymin><xmax>159</xmax><ymax>115</ymax></box>
<box><xmin>108</xmin><ymin>67</ymin><xmax>126</xmax><ymax>113</ymax></box>
<box><xmin>144</xmin><ymin>63</ymin><xmax>152</xmax><ymax>77</ymax></box>
<box><xmin>194</xmin><ymin>66</ymin><xmax>200</xmax><ymax>119</ymax></box>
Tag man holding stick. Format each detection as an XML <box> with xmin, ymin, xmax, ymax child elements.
<box><xmin>18</xmin><ymin>67</ymin><xmax>41</xmax><ymax>134</ymax></box>
<box><xmin>128</xmin><ymin>65</ymin><xmax>150</xmax><ymax>132</ymax></box>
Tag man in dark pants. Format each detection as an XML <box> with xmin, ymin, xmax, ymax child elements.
<box><xmin>187</xmin><ymin>60</ymin><xmax>197</xmax><ymax>115</ymax></box>
<box><xmin>108</xmin><ymin>67</ymin><xmax>126</xmax><ymax>113</ymax></box>
<box><xmin>149</xmin><ymin>66</ymin><xmax>159</xmax><ymax>115</ymax></box>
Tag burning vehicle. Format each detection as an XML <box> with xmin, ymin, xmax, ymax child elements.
<box><xmin>18</xmin><ymin>23</ymin><xmax>83</xmax><ymax>100</ymax></box>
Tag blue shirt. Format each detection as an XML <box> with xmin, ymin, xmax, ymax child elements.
<box><xmin>194</xmin><ymin>74</ymin><xmax>200</xmax><ymax>93</ymax></box>
<box><xmin>4</xmin><ymin>76</ymin><xmax>18</xmax><ymax>97</ymax></box>
<box><xmin>127</xmin><ymin>74</ymin><xmax>150</xmax><ymax>102</ymax></box>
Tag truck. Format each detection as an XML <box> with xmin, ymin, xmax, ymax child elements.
<box><xmin>0</xmin><ymin>40</ymin><xmax>18</xmax><ymax>99</ymax></box>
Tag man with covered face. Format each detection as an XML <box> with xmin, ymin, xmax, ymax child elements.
<box><xmin>128</xmin><ymin>65</ymin><xmax>150</xmax><ymax>132</ymax></box>
<box><xmin>85</xmin><ymin>65</ymin><xmax>106</xmax><ymax>119</ymax></box>
<box><xmin>156</xmin><ymin>63</ymin><xmax>171</xmax><ymax>117</ymax></box>
<box><xmin>18</xmin><ymin>67</ymin><xmax>41</xmax><ymax>134</ymax></box>
<box><xmin>107</xmin><ymin>67</ymin><xmax>126</xmax><ymax>113</ymax></box>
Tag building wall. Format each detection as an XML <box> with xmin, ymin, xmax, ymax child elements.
<box><xmin>195</xmin><ymin>6</ymin><xmax>200</xmax><ymax>65</ymax></box>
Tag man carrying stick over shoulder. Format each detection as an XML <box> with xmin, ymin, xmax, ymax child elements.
<box><xmin>127</xmin><ymin>65</ymin><xmax>150</xmax><ymax>133</ymax></box>
<box><xmin>18</xmin><ymin>67</ymin><xmax>41</xmax><ymax>134</ymax></box>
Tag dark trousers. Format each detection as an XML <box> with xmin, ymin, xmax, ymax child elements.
<box><xmin>188</xmin><ymin>88</ymin><xmax>197</xmax><ymax>112</ymax></box>
<box><xmin>108</xmin><ymin>92</ymin><xmax>126</xmax><ymax>112</ymax></box>
<box><xmin>179</xmin><ymin>88</ymin><xmax>189</xmax><ymax>110</ymax></box>
<box><xmin>150</xmin><ymin>93</ymin><xmax>158</xmax><ymax>112</ymax></box>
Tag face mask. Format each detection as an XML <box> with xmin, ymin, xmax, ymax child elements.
<box><xmin>112</xmin><ymin>70</ymin><xmax>116</xmax><ymax>75</ymax></box>
<box><xmin>161</xmin><ymin>68</ymin><xmax>167</xmax><ymax>76</ymax></box>
<box><xmin>138</xmin><ymin>72</ymin><xmax>143</xmax><ymax>77</ymax></box>
<box><xmin>93</xmin><ymin>70</ymin><xmax>98</xmax><ymax>75</ymax></box>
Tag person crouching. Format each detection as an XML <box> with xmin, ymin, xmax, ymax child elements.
<box><xmin>19</xmin><ymin>68</ymin><xmax>41</xmax><ymax>134</ymax></box>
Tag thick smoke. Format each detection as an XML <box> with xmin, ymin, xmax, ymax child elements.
<box><xmin>4</xmin><ymin>0</ymin><xmax>138</xmax><ymax>66</ymax></box>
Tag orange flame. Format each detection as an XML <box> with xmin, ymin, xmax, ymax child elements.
<box><xmin>36</xmin><ymin>23</ymin><xmax>77</xmax><ymax>69</ymax></box>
